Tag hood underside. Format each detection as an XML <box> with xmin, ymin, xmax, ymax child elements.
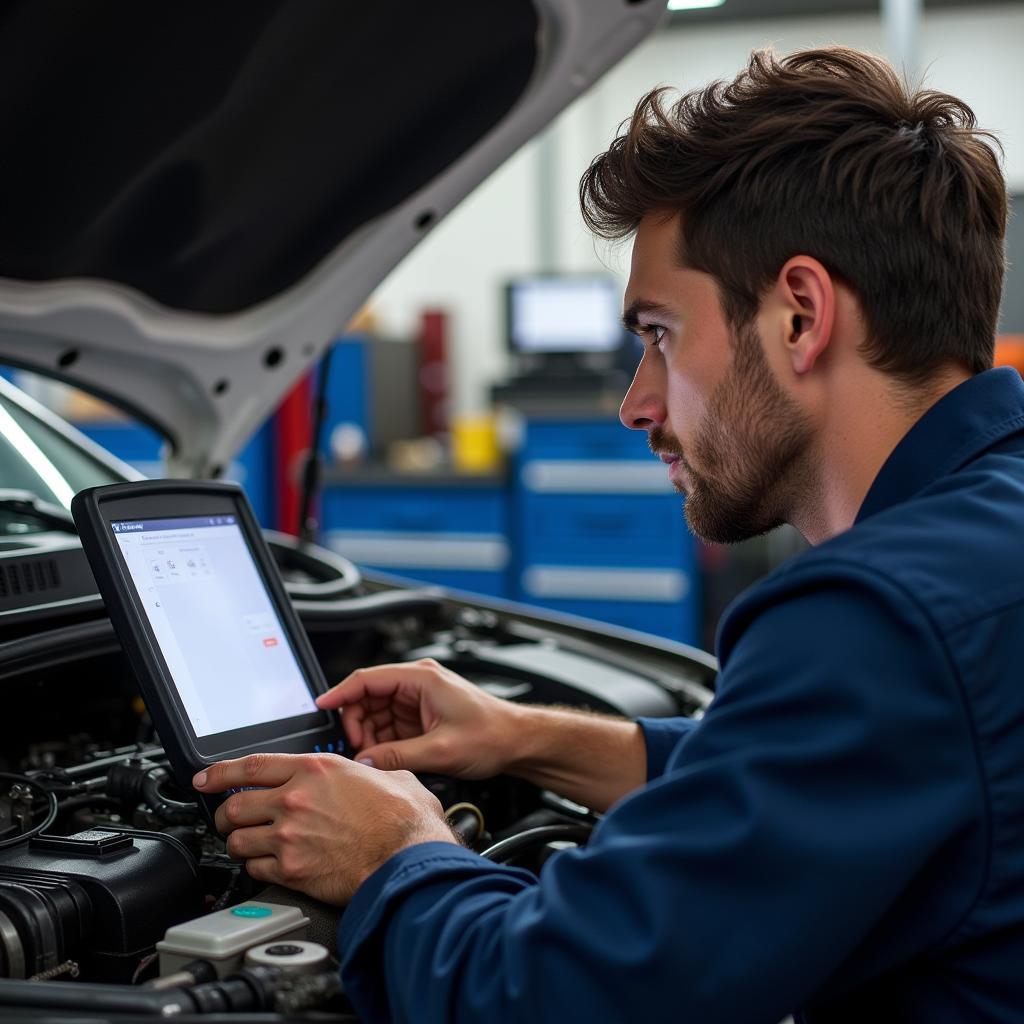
<box><xmin>0</xmin><ymin>0</ymin><xmax>665</xmax><ymax>475</ymax></box>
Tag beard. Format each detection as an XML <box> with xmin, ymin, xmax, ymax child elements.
<box><xmin>651</xmin><ymin>321</ymin><xmax>814</xmax><ymax>545</ymax></box>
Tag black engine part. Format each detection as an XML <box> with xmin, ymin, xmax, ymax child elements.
<box><xmin>0</xmin><ymin>826</ymin><xmax>202</xmax><ymax>981</ymax></box>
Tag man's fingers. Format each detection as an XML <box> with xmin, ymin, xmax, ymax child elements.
<box><xmin>339</xmin><ymin>700</ymin><xmax>412</xmax><ymax>752</ymax></box>
<box><xmin>224</xmin><ymin>823</ymin><xmax>277</xmax><ymax>861</ymax></box>
<box><xmin>359</xmin><ymin>732</ymin><xmax>444</xmax><ymax>773</ymax></box>
<box><xmin>316</xmin><ymin>661</ymin><xmax>442</xmax><ymax>711</ymax></box>
<box><xmin>243</xmin><ymin>855</ymin><xmax>282</xmax><ymax>886</ymax></box>
<box><xmin>317</xmin><ymin>666</ymin><xmax>400</xmax><ymax>710</ymax></box>
<box><xmin>214</xmin><ymin>790</ymin><xmax>276</xmax><ymax>834</ymax></box>
<box><xmin>340</xmin><ymin>703</ymin><xmax>365</xmax><ymax>749</ymax></box>
<box><xmin>194</xmin><ymin>752</ymin><xmax>298</xmax><ymax>794</ymax></box>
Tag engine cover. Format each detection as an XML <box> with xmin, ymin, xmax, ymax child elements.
<box><xmin>0</xmin><ymin>827</ymin><xmax>203</xmax><ymax>981</ymax></box>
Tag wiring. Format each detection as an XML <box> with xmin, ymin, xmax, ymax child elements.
<box><xmin>0</xmin><ymin>772</ymin><xmax>58</xmax><ymax>849</ymax></box>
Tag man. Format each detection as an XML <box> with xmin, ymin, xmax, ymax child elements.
<box><xmin>193</xmin><ymin>47</ymin><xmax>1019</xmax><ymax>1021</ymax></box>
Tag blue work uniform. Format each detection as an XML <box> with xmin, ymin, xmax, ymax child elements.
<box><xmin>339</xmin><ymin>367</ymin><xmax>1024</xmax><ymax>1023</ymax></box>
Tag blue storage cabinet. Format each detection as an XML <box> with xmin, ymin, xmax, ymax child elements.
<box><xmin>321</xmin><ymin>477</ymin><xmax>510</xmax><ymax>598</ymax></box>
<box><xmin>513</xmin><ymin>418</ymin><xmax>699</xmax><ymax>644</ymax></box>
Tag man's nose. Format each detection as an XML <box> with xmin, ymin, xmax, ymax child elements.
<box><xmin>619</xmin><ymin>356</ymin><xmax>666</xmax><ymax>431</ymax></box>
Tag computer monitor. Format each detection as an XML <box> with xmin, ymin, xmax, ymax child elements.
<box><xmin>506</xmin><ymin>275</ymin><xmax>623</xmax><ymax>358</ymax></box>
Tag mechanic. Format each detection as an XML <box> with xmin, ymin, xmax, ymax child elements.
<box><xmin>193</xmin><ymin>47</ymin><xmax>1020</xmax><ymax>1022</ymax></box>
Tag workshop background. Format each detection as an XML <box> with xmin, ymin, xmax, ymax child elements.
<box><xmin>6</xmin><ymin>0</ymin><xmax>1023</xmax><ymax>652</ymax></box>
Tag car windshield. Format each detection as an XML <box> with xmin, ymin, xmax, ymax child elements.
<box><xmin>0</xmin><ymin>378</ymin><xmax>127</xmax><ymax>533</ymax></box>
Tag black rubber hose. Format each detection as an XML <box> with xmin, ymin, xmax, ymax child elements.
<box><xmin>481</xmin><ymin>823</ymin><xmax>593</xmax><ymax>864</ymax></box>
<box><xmin>0</xmin><ymin>978</ymin><xmax>201</xmax><ymax>1013</ymax></box>
<box><xmin>141</xmin><ymin>767</ymin><xmax>198</xmax><ymax>824</ymax></box>
<box><xmin>0</xmin><ymin>967</ymin><xmax>280</xmax><ymax>1014</ymax></box>
<box><xmin>445</xmin><ymin>804</ymin><xmax>485</xmax><ymax>846</ymax></box>
<box><xmin>0</xmin><ymin>773</ymin><xmax>58</xmax><ymax>849</ymax></box>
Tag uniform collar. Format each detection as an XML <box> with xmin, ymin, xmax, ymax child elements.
<box><xmin>856</xmin><ymin>367</ymin><xmax>1024</xmax><ymax>524</ymax></box>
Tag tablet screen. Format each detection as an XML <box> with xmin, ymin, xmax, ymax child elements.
<box><xmin>111</xmin><ymin>514</ymin><xmax>318</xmax><ymax>738</ymax></box>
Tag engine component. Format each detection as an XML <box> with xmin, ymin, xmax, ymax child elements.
<box><xmin>245</xmin><ymin>940</ymin><xmax>329</xmax><ymax>975</ymax></box>
<box><xmin>0</xmin><ymin>774</ymin><xmax>58</xmax><ymax>849</ymax></box>
<box><xmin>0</xmin><ymin>826</ymin><xmax>202</xmax><ymax>981</ymax></box>
<box><xmin>482</xmin><ymin>822</ymin><xmax>593</xmax><ymax>864</ymax></box>
<box><xmin>157</xmin><ymin>902</ymin><xmax>310</xmax><ymax>979</ymax></box>
<box><xmin>251</xmin><ymin>885</ymin><xmax>342</xmax><ymax>957</ymax></box>
<box><xmin>445</xmin><ymin>801</ymin><xmax>485</xmax><ymax>846</ymax></box>
<box><xmin>0</xmin><ymin>963</ymin><xmax>284</xmax><ymax>1014</ymax></box>
<box><xmin>143</xmin><ymin>957</ymin><xmax>217</xmax><ymax>991</ymax></box>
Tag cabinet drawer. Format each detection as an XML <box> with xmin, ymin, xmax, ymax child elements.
<box><xmin>322</xmin><ymin>486</ymin><xmax>505</xmax><ymax>534</ymax></box>
<box><xmin>520</xmin><ymin>459</ymin><xmax>672</xmax><ymax>495</ymax></box>
<box><xmin>523</xmin><ymin>420</ymin><xmax>651</xmax><ymax>461</ymax></box>
<box><xmin>325</xmin><ymin>531</ymin><xmax>508</xmax><ymax>571</ymax></box>
<box><xmin>520</xmin><ymin>565</ymin><xmax>691</xmax><ymax>602</ymax></box>
<box><xmin>518</xmin><ymin>493</ymin><xmax>689</xmax><ymax>565</ymax></box>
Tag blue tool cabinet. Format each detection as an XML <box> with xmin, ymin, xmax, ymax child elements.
<box><xmin>318</xmin><ymin>417</ymin><xmax>699</xmax><ymax>645</ymax></box>
<box><xmin>512</xmin><ymin>418</ymin><xmax>699</xmax><ymax>644</ymax></box>
<box><xmin>321</xmin><ymin>475</ymin><xmax>510</xmax><ymax>598</ymax></box>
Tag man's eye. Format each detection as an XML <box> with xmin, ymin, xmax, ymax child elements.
<box><xmin>644</xmin><ymin>324</ymin><xmax>666</xmax><ymax>347</ymax></box>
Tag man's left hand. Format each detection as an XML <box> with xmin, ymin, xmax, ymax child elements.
<box><xmin>193</xmin><ymin>753</ymin><xmax>457</xmax><ymax>905</ymax></box>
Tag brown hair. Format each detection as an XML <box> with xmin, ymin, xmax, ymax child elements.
<box><xmin>580</xmin><ymin>47</ymin><xmax>1008</xmax><ymax>381</ymax></box>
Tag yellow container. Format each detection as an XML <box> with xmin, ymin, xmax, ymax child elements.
<box><xmin>451</xmin><ymin>413</ymin><xmax>501</xmax><ymax>473</ymax></box>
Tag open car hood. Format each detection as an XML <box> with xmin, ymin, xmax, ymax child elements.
<box><xmin>0</xmin><ymin>0</ymin><xmax>664</xmax><ymax>476</ymax></box>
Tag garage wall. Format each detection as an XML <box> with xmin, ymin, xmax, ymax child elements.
<box><xmin>369</xmin><ymin>4</ymin><xmax>1024</xmax><ymax>417</ymax></box>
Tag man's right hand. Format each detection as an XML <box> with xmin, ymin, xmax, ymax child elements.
<box><xmin>320</xmin><ymin>658</ymin><xmax>650</xmax><ymax>811</ymax></box>
<box><xmin>316</xmin><ymin>658</ymin><xmax>517</xmax><ymax>779</ymax></box>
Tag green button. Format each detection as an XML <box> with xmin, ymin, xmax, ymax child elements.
<box><xmin>231</xmin><ymin>905</ymin><xmax>272</xmax><ymax>918</ymax></box>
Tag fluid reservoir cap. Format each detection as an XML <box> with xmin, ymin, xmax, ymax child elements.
<box><xmin>231</xmin><ymin>905</ymin><xmax>273</xmax><ymax>918</ymax></box>
<box><xmin>245</xmin><ymin>940</ymin><xmax>330</xmax><ymax>974</ymax></box>
<box><xmin>30</xmin><ymin>830</ymin><xmax>134</xmax><ymax>858</ymax></box>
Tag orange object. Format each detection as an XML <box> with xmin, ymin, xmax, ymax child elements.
<box><xmin>994</xmin><ymin>336</ymin><xmax>1024</xmax><ymax>375</ymax></box>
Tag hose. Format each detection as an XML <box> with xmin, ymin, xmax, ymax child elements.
<box><xmin>481</xmin><ymin>823</ymin><xmax>593</xmax><ymax>864</ymax></box>
<box><xmin>0</xmin><ymin>773</ymin><xmax>58</xmax><ymax>849</ymax></box>
<box><xmin>0</xmin><ymin>965</ymin><xmax>280</xmax><ymax>1013</ymax></box>
<box><xmin>140</xmin><ymin>767</ymin><xmax>198</xmax><ymax>824</ymax></box>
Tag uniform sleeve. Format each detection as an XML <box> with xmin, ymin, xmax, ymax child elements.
<box><xmin>637</xmin><ymin>715</ymin><xmax>700</xmax><ymax>779</ymax></box>
<box><xmin>339</xmin><ymin>565</ymin><xmax>985</xmax><ymax>1024</ymax></box>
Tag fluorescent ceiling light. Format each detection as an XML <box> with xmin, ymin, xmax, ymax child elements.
<box><xmin>667</xmin><ymin>0</ymin><xmax>726</xmax><ymax>10</ymax></box>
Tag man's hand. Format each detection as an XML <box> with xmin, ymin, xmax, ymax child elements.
<box><xmin>316</xmin><ymin>658</ymin><xmax>518</xmax><ymax>778</ymax></box>
<box><xmin>318</xmin><ymin>657</ymin><xmax>650</xmax><ymax>812</ymax></box>
<box><xmin>193</xmin><ymin>752</ymin><xmax>456</xmax><ymax>905</ymax></box>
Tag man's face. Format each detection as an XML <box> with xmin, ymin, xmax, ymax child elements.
<box><xmin>619</xmin><ymin>212</ymin><xmax>814</xmax><ymax>544</ymax></box>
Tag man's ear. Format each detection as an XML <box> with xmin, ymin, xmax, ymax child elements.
<box><xmin>774</xmin><ymin>256</ymin><xmax>835</xmax><ymax>376</ymax></box>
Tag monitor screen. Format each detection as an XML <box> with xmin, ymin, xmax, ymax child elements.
<box><xmin>111</xmin><ymin>514</ymin><xmax>318</xmax><ymax>738</ymax></box>
<box><xmin>508</xmin><ymin>276</ymin><xmax>623</xmax><ymax>355</ymax></box>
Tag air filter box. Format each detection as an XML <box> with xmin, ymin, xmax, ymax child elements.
<box><xmin>0</xmin><ymin>827</ymin><xmax>202</xmax><ymax>981</ymax></box>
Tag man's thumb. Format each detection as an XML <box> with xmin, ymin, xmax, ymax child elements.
<box><xmin>355</xmin><ymin>733</ymin><xmax>436</xmax><ymax>773</ymax></box>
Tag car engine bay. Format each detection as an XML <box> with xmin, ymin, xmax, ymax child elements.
<box><xmin>0</xmin><ymin>530</ymin><xmax>714</xmax><ymax>1018</ymax></box>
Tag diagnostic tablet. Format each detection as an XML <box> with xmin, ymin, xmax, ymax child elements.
<box><xmin>72</xmin><ymin>480</ymin><xmax>340</xmax><ymax>826</ymax></box>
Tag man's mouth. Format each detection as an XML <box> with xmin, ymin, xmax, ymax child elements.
<box><xmin>657</xmin><ymin>452</ymin><xmax>680</xmax><ymax>465</ymax></box>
